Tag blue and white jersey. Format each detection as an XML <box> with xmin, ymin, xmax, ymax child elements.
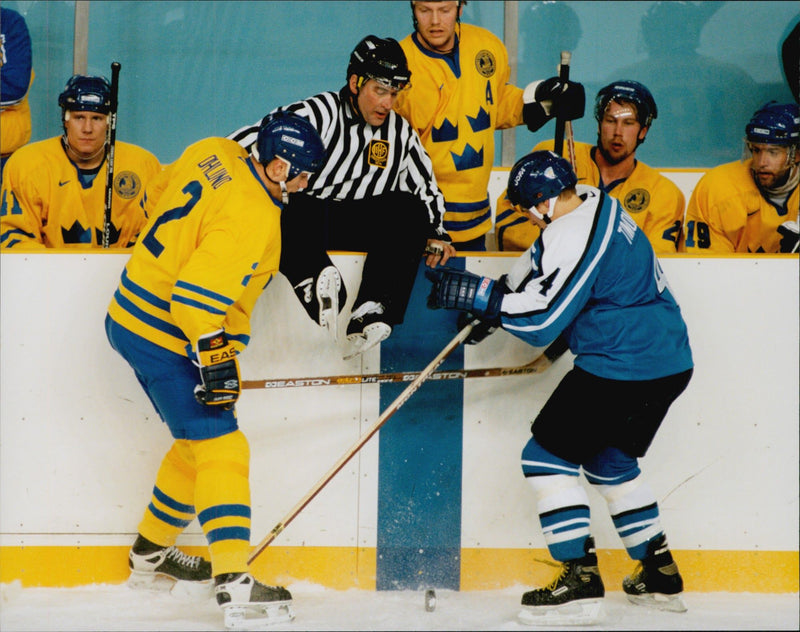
<box><xmin>501</xmin><ymin>185</ymin><xmax>693</xmax><ymax>381</ymax></box>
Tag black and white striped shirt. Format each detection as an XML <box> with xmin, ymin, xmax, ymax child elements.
<box><xmin>228</xmin><ymin>87</ymin><xmax>448</xmax><ymax>238</ymax></box>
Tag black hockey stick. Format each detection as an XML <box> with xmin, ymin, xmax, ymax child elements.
<box><xmin>553</xmin><ymin>50</ymin><xmax>572</xmax><ymax>161</ymax></box>
<box><xmin>102</xmin><ymin>61</ymin><xmax>121</xmax><ymax>249</ymax></box>
<box><xmin>248</xmin><ymin>320</ymin><xmax>478</xmax><ymax>564</ymax></box>
<box><xmin>242</xmin><ymin>354</ymin><xmax>550</xmax><ymax>390</ymax></box>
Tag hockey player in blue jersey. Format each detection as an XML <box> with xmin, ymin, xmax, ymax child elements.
<box><xmin>426</xmin><ymin>150</ymin><xmax>694</xmax><ymax>625</ymax></box>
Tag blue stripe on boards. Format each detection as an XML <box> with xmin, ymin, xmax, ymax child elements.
<box><xmin>376</xmin><ymin>259</ymin><xmax>465</xmax><ymax>591</ymax></box>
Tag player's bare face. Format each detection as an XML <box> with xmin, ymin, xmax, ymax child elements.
<box><xmin>64</xmin><ymin>111</ymin><xmax>108</xmax><ymax>164</ymax></box>
<box><xmin>597</xmin><ymin>101</ymin><xmax>644</xmax><ymax>165</ymax></box>
<box><xmin>413</xmin><ymin>1</ymin><xmax>460</xmax><ymax>53</ymax></box>
<box><xmin>65</xmin><ymin>112</ymin><xmax>107</xmax><ymax>154</ymax></box>
<box><xmin>749</xmin><ymin>143</ymin><xmax>795</xmax><ymax>189</ymax></box>
<box><xmin>356</xmin><ymin>80</ymin><xmax>400</xmax><ymax>127</ymax></box>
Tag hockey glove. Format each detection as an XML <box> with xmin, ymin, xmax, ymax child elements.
<box><xmin>522</xmin><ymin>77</ymin><xmax>586</xmax><ymax>131</ymax></box>
<box><xmin>778</xmin><ymin>220</ymin><xmax>799</xmax><ymax>253</ymax></box>
<box><xmin>458</xmin><ymin>311</ymin><xmax>496</xmax><ymax>345</ymax></box>
<box><xmin>425</xmin><ymin>267</ymin><xmax>504</xmax><ymax>323</ymax></box>
<box><xmin>193</xmin><ymin>330</ymin><xmax>241</xmax><ymax>410</ymax></box>
<box><xmin>455</xmin><ymin>274</ymin><xmax>511</xmax><ymax>344</ymax></box>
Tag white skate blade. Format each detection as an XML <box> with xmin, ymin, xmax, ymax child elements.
<box><xmin>317</xmin><ymin>267</ymin><xmax>341</xmax><ymax>341</ymax></box>
<box><xmin>518</xmin><ymin>598</ymin><xmax>604</xmax><ymax>626</ymax></box>
<box><xmin>343</xmin><ymin>322</ymin><xmax>391</xmax><ymax>360</ymax></box>
<box><xmin>127</xmin><ymin>571</ymin><xmax>212</xmax><ymax>601</ymax></box>
<box><xmin>221</xmin><ymin>601</ymin><xmax>295</xmax><ymax>629</ymax></box>
<box><xmin>625</xmin><ymin>592</ymin><xmax>687</xmax><ymax>613</ymax></box>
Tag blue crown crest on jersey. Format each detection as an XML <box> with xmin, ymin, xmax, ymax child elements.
<box><xmin>432</xmin><ymin>118</ymin><xmax>458</xmax><ymax>143</ymax></box>
<box><xmin>467</xmin><ymin>108</ymin><xmax>491</xmax><ymax>133</ymax></box>
<box><xmin>451</xmin><ymin>144</ymin><xmax>484</xmax><ymax>171</ymax></box>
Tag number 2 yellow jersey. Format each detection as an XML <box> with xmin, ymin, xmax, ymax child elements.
<box><xmin>0</xmin><ymin>136</ymin><xmax>161</xmax><ymax>249</ymax></box>
<box><xmin>107</xmin><ymin>137</ymin><xmax>282</xmax><ymax>357</ymax></box>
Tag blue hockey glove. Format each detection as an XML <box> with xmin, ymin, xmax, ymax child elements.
<box><xmin>425</xmin><ymin>267</ymin><xmax>504</xmax><ymax>321</ymax></box>
<box><xmin>454</xmin><ymin>274</ymin><xmax>511</xmax><ymax>344</ymax></box>
<box><xmin>193</xmin><ymin>330</ymin><xmax>240</xmax><ymax>410</ymax></box>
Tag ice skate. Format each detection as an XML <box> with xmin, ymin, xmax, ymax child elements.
<box><xmin>623</xmin><ymin>535</ymin><xmax>687</xmax><ymax>613</ymax></box>
<box><xmin>316</xmin><ymin>265</ymin><xmax>342</xmax><ymax>341</ymax></box>
<box><xmin>215</xmin><ymin>572</ymin><xmax>294</xmax><ymax>629</ymax></box>
<box><xmin>518</xmin><ymin>538</ymin><xmax>605</xmax><ymax>626</ymax></box>
<box><xmin>128</xmin><ymin>541</ymin><xmax>213</xmax><ymax>600</ymax></box>
<box><xmin>343</xmin><ymin>301</ymin><xmax>391</xmax><ymax>360</ymax></box>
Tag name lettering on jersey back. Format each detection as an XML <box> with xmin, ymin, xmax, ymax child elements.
<box><xmin>618</xmin><ymin>210</ymin><xmax>637</xmax><ymax>245</ymax></box>
<box><xmin>197</xmin><ymin>155</ymin><xmax>233</xmax><ymax>189</ymax></box>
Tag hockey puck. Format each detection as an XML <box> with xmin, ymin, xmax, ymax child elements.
<box><xmin>424</xmin><ymin>589</ymin><xmax>436</xmax><ymax>612</ymax></box>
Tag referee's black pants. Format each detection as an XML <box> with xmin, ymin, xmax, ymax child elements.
<box><xmin>280</xmin><ymin>191</ymin><xmax>431</xmax><ymax>327</ymax></box>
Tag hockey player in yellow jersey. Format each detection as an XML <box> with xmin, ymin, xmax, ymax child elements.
<box><xmin>495</xmin><ymin>80</ymin><xmax>685</xmax><ymax>254</ymax></box>
<box><xmin>682</xmin><ymin>101</ymin><xmax>799</xmax><ymax>253</ymax></box>
<box><xmin>394</xmin><ymin>0</ymin><xmax>585</xmax><ymax>250</ymax></box>
<box><xmin>0</xmin><ymin>74</ymin><xmax>161</xmax><ymax>249</ymax></box>
<box><xmin>105</xmin><ymin>112</ymin><xmax>325</xmax><ymax>629</ymax></box>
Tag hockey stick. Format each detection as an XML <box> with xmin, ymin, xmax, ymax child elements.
<box><xmin>247</xmin><ymin>320</ymin><xmax>478</xmax><ymax>565</ymax></box>
<box><xmin>242</xmin><ymin>354</ymin><xmax>549</xmax><ymax>390</ymax></box>
<box><xmin>102</xmin><ymin>61</ymin><xmax>121</xmax><ymax>249</ymax></box>
<box><xmin>553</xmin><ymin>51</ymin><xmax>570</xmax><ymax>158</ymax></box>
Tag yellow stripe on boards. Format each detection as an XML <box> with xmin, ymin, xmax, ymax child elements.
<box><xmin>0</xmin><ymin>546</ymin><xmax>796</xmax><ymax>593</ymax></box>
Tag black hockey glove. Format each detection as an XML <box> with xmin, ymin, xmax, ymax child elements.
<box><xmin>778</xmin><ymin>220</ymin><xmax>799</xmax><ymax>253</ymax></box>
<box><xmin>458</xmin><ymin>311</ymin><xmax>496</xmax><ymax>345</ymax></box>
<box><xmin>522</xmin><ymin>77</ymin><xmax>586</xmax><ymax>131</ymax></box>
<box><xmin>193</xmin><ymin>330</ymin><xmax>241</xmax><ymax>410</ymax></box>
<box><xmin>425</xmin><ymin>267</ymin><xmax>504</xmax><ymax>324</ymax></box>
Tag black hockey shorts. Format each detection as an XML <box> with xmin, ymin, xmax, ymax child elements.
<box><xmin>531</xmin><ymin>366</ymin><xmax>693</xmax><ymax>465</ymax></box>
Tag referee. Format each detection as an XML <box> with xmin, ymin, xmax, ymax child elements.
<box><xmin>229</xmin><ymin>35</ymin><xmax>455</xmax><ymax>359</ymax></box>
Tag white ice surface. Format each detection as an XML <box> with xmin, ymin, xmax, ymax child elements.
<box><xmin>1</xmin><ymin>581</ymin><xmax>797</xmax><ymax>631</ymax></box>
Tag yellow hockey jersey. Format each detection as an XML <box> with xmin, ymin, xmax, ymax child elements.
<box><xmin>495</xmin><ymin>141</ymin><xmax>686</xmax><ymax>253</ymax></box>
<box><xmin>0</xmin><ymin>136</ymin><xmax>161</xmax><ymax>249</ymax></box>
<box><xmin>682</xmin><ymin>158</ymin><xmax>799</xmax><ymax>253</ymax></box>
<box><xmin>107</xmin><ymin>137</ymin><xmax>283</xmax><ymax>357</ymax></box>
<box><xmin>395</xmin><ymin>23</ymin><xmax>524</xmax><ymax>244</ymax></box>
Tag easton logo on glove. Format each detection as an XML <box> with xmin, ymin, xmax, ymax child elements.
<box><xmin>194</xmin><ymin>330</ymin><xmax>241</xmax><ymax>409</ymax></box>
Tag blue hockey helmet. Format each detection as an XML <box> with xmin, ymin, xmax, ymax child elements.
<box><xmin>745</xmin><ymin>101</ymin><xmax>800</xmax><ymax>146</ymax></box>
<box><xmin>58</xmin><ymin>75</ymin><xmax>111</xmax><ymax>114</ymax></box>
<box><xmin>254</xmin><ymin>111</ymin><xmax>326</xmax><ymax>178</ymax></box>
<box><xmin>507</xmin><ymin>150</ymin><xmax>578</xmax><ymax>209</ymax></box>
<box><xmin>347</xmin><ymin>35</ymin><xmax>411</xmax><ymax>91</ymax></box>
<box><xmin>594</xmin><ymin>79</ymin><xmax>657</xmax><ymax>128</ymax></box>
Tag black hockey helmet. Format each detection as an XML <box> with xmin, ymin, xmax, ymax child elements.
<box><xmin>594</xmin><ymin>80</ymin><xmax>657</xmax><ymax>128</ymax></box>
<box><xmin>347</xmin><ymin>35</ymin><xmax>411</xmax><ymax>92</ymax></box>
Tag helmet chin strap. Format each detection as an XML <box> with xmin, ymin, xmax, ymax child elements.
<box><xmin>530</xmin><ymin>196</ymin><xmax>558</xmax><ymax>224</ymax></box>
<box><xmin>262</xmin><ymin>163</ymin><xmax>291</xmax><ymax>204</ymax></box>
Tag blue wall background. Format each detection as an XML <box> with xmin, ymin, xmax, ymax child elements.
<box><xmin>8</xmin><ymin>1</ymin><xmax>799</xmax><ymax>167</ymax></box>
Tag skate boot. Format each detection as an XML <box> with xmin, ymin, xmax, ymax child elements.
<box><xmin>343</xmin><ymin>301</ymin><xmax>391</xmax><ymax>360</ymax></box>
<box><xmin>215</xmin><ymin>572</ymin><xmax>294</xmax><ymax>629</ymax></box>
<box><xmin>623</xmin><ymin>534</ymin><xmax>687</xmax><ymax>613</ymax></box>
<box><xmin>518</xmin><ymin>537</ymin><xmax>605</xmax><ymax>626</ymax></box>
<box><xmin>128</xmin><ymin>536</ymin><xmax>213</xmax><ymax>600</ymax></box>
<box><xmin>316</xmin><ymin>265</ymin><xmax>342</xmax><ymax>341</ymax></box>
<box><xmin>292</xmin><ymin>265</ymin><xmax>343</xmax><ymax>341</ymax></box>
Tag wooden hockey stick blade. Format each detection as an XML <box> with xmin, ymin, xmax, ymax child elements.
<box><xmin>247</xmin><ymin>320</ymin><xmax>478</xmax><ymax>565</ymax></box>
<box><xmin>241</xmin><ymin>354</ymin><xmax>548</xmax><ymax>390</ymax></box>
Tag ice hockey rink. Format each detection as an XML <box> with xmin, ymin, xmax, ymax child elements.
<box><xmin>1</xmin><ymin>581</ymin><xmax>798</xmax><ymax>631</ymax></box>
